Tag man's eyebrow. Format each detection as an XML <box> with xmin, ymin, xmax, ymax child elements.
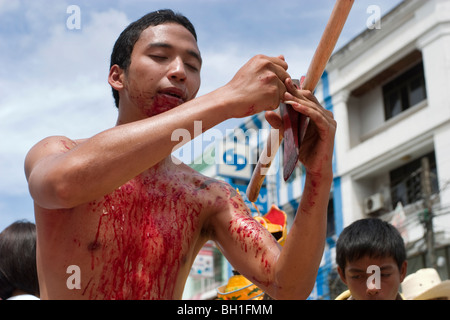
<box><xmin>147</xmin><ymin>42</ymin><xmax>171</xmax><ymax>49</ymax></box>
<box><xmin>147</xmin><ymin>42</ymin><xmax>202</xmax><ymax>65</ymax></box>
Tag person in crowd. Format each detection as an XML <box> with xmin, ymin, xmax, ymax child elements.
<box><xmin>0</xmin><ymin>220</ymin><xmax>40</xmax><ymax>300</ymax></box>
<box><xmin>335</xmin><ymin>218</ymin><xmax>407</xmax><ymax>300</ymax></box>
<box><xmin>401</xmin><ymin>268</ymin><xmax>450</xmax><ymax>300</ymax></box>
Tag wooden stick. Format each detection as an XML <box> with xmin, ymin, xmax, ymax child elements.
<box><xmin>247</xmin><ymin>128</ymin><xmax>283</xmax><ymax>203</ymax></box>
<box><xmin>302</xmin><ymin>0</ymin><xmax>355</xmax><ymax>91</ymax></box>
<box><xmin>246</xmin><ymin>0</ymin><xmax>354</xmax><ymax>203</ymax></box>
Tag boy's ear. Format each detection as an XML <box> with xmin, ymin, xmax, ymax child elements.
<box><xmin>108</xmin><ymin>64</ymin><xmax>125</xmax><ymax>91</ymax></box>
<box><xmin>337</xmin><ymin>266</ymin><xmax>348</xmax><ymax>285</ymax></box>
<box><xmin>399</xmin><ymin>260</ymin><xmax>408</xmax><ymax>282</ymax></box>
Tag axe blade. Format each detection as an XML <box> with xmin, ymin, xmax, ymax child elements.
<box><xmin>281</xmin><ymin>103</ymin><xmax>299</xmax><ymax>181</ymax></box>
<box><xmin>282</xmin><ymin>78</ymin><xmax>309</xmax><ymax>181</ymax></box>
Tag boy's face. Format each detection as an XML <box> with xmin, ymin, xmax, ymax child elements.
<box><xmin>117</xmin><ymin>23</ymin><xmax>202</xmax><ymax>118</ymax></box>
<box><xmin>338</xmin><ymin>255</ymin><xmax>407</xmax><ymax>300</ymax></box>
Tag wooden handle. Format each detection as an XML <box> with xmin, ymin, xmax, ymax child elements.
<box><xmin>302</xmin><ymin>0</ymin><xmax>355</xmax><ymax>91</ymax></box>
<box><xmin>246</xmin><ymin>0</ymin><xmax>354</xmax><ymax>203</ymax></box>
<box><xmin>247</xmin><ymin>128</ymin><xmax>283</xmax><ymax>202</ymax></box>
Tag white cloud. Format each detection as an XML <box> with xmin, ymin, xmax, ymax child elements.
<box><xmin>0</xmin><ymin>0</ymin><xmax>19</xmax><ymax>13</ymax></box>
<box><xmin>0</xmin><ymin>7</ymin><xmax>130</xmax><ymax>195</ymax></box>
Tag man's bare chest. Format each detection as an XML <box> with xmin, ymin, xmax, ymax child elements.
<box><xmin>82</xmin><ymin>176</ymin><xmax>205</xmax><ymax>299</ymax></box>
<box><xmin>88</xmin><ymin>175</ymin><xmax>204</xmax><ymax>248</ymax></box>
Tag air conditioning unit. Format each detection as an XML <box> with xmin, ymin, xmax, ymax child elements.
<box><xmin>364</xmin><ymin>193</ymin><xmax>384</xmax><ymax>215</ymax></box>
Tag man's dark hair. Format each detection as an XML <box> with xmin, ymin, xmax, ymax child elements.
<box><xmin>0</xmin><ymin>220</ymin><xmax>39</xmax><ymax>299</ymax></box>
<box><xmin>110</xmin><ymin>9</ymin><xmax>198</xmax><ymax>108</ymax></box>
<box><xmin>336</xmin><ymin>218</ymin><xmax>406</xmax><ymax>274</ymax></box>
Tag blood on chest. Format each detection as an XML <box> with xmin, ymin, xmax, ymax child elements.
<box><xmin>86</xmin><ymin>175</ymin><xmax>202</xmax><ymax>299</ymax></box>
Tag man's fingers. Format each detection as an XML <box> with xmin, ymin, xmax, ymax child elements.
<box><xmin>269</xmin><ymin>54</ymin><xmax>288</xmax><ymax>71</ymax></box>
<box><xmin>265</xmin><ymin>111</ymin><xmax>284</xmax><ymax>131</ymax></box>
<box><xmin>268</xmin><ymin>55</ymin><xmax>290</xmax><ymax>86</ymax></box>
<box><xmin>288</xmin><ymin>101</ymin><xmax>336</xmax><ymax>138</ymax></box>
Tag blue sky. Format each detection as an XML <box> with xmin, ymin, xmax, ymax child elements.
<box><xmin>0</xmin><ymin>0</ymin><xmax>403</xmax><ymax>232</ymax></box>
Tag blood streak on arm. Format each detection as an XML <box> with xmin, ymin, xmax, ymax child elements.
<box><xmin>226</xmin><ymin>197</ymin><xmax>278</xmax><ymax>272</ymax></box>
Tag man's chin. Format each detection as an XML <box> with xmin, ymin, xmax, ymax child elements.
<box><xmin>148</xmin><ymin>95</ymin><xmax>184</xmax><ymax>116</ymax></box>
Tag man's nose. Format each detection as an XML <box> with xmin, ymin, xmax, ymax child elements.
<box><xmin>168</xmin><ymin>57</ymin><xmax>186</xmax><ymax>82</ymax></box>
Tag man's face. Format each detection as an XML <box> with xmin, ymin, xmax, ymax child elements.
<box><xmin>338</xmin><ymin>255</ymin><xmax>407</xmax><ymax>300</ymax></box>
<box><xmin>121</xmin><ymin>23</ymin><xmax>202</xmax><ymax>118</ymax></box>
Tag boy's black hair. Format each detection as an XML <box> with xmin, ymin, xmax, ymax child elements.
<box><xmin>110</xmin><ymin>9</ymin><xmax>198</xmax><ymax>108</ymax></box>
<box><xmin>336</xmin><ymin>218</ymin><xmax>406</xmax><ymax>274</ymax></box>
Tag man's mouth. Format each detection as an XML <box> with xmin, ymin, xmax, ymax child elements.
<box><xmin>165</xmin><ymin>92</ymin><xmax>183</xmax><ymax>99</ymax></box>
<box><xmin>147</xmin><ymin>88</ymin><xmax>187</xmax><ymax>116</ymax></box>
<box><xmin>159</xmin><ymin>88</ymin><xmax>186</xmax><ymax>103</ymax></box>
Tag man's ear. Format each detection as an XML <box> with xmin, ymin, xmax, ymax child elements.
<box><xmin>337</xmin><ymin>266</ymin><xmax>348</xmax><ymax>285</ymax></box>
<box><xmin>108</xmin><ymin>64</ymin><xmax>125</xmax><ymax>91</ymax></box>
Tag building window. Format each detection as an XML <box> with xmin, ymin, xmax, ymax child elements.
<box><xmin>383</xmin><ymin>62</ymin><xmax>427</xmax><ymax>120</ymax></box>
<box><xmin>390</xmin><ymin>152</ymin><xmax>438</xmax><ymax>207</ymax></box>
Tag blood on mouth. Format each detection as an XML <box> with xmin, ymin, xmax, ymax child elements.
<box><xmin>142</xmin><ymin>93</ymin><xmax>184</xmax><ymax>117</ymax></box>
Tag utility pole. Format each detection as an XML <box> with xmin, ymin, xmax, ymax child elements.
<box><xmin>421</xmin><ymin>157</ymin><xmax>437</xmax><ymax>269</ymax></box>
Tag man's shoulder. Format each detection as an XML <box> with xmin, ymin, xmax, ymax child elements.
<box><xmin>170</xmin><ymin>161</ymin><xmax>223</xmax><ymax>187</ymax></box>
<box><xmin>27</xmin><ymin>135</ymin><xmax>82</xmax><ymax>155</ymax></box>
<box><xmin>25</xmin><ymin>135</ymin><xmax>73</xmax><ymax>176</ymax></box>
<box><xmin>166</xmin><ymin>160</ymin><xmax>240</xmax><ymax>207</ymax></box>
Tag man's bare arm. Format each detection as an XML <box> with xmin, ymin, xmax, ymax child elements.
<box><xmin>212</xmin><ymin>80</ymin><xmax>336</xmax><ymax>299</ymax></box>
<box><xmin>25</xmin><ymin>55</ymin><xmax>289</xmax><ymax>210</ymax></box>
<box><xmin>25</xmin><ymin>93</ymin><xmax>227</xmax><ymax>209</ymax></box>
<box><xmin>210</xmin><ymin>173</ymin><xmax>332</xmax><ymax>300</ymax></box>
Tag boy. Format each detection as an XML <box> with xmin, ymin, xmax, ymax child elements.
<box><xmin>335</xmin><ymin>218</ymin><xmax>408</xmax><ymax>300</ymax></box>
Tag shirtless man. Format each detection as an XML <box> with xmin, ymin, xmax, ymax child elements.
<box><xmin>25</xmin><ymin>10</ymin><xmax>336</xmax><ymax>300</ymax></box>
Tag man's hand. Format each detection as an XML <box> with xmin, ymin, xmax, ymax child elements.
<box><xmin>266</xmin><ymin>77</ymin><xmax>336</xmax><ymax>177</ymax></box>
<box><xmin>223</xmin><ymin>55</ymin><xmax>290</xmax><ymax>119</ymax></box>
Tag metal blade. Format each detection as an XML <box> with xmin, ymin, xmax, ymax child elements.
<box><xmin>281</xmin><ymin>103</ymin><xmax>300</xmax><ymax>181</ymax></box>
